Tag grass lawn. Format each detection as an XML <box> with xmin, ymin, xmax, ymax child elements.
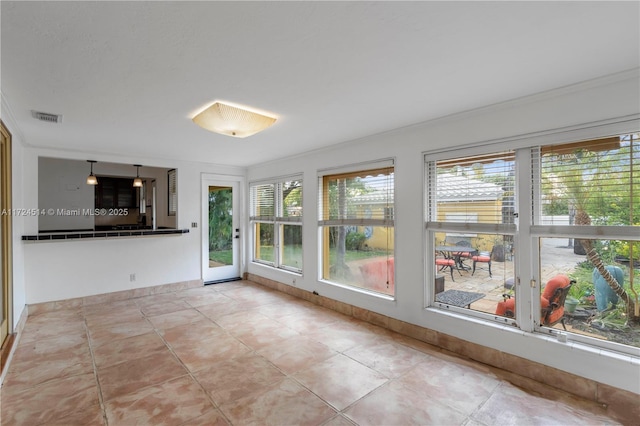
<box><xmin>253</xmin><ymin>245</ymin><xmax>390</xmax><ymax>265</ymax></box>
<box><xmin>215</xmin><ymin>246</ymin><xmax>391</xmax><ymax>268</ymax></box>
<box><xmin>210</xmin><ymin>250</ymin><xmax>233</xmax><ymax>265</ymax></box>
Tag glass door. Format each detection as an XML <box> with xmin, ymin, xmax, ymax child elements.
<box><xmin>202</xmin><ymin>177</ymin><xmax>241</xmax><ymax>283</ymax></box>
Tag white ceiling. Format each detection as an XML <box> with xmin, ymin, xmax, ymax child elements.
<box><xmin>1</xmin><ymin>1</ymin><xmax>639</xmax><ymax>167</ymax></box>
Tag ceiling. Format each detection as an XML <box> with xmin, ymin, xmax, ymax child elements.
<box><xmin>1</xmin><ymin>1</ymin><xmax>638</xmax><ymax>167</ymax></box>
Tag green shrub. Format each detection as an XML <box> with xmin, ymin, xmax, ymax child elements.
<box><xmin>569</xmin><ymin>261</ymin><xmax>595</xmax><ymax>303</ymax></box>
<box><xmin>346</xmin><ymin>231</ymin><xmax>366</xmax><ymax>250</ymax></box>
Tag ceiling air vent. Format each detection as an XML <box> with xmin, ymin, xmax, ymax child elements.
<box><xmin>31</xmin><ymin>110</ymin><xmax>63</xmax><ymax>123</ymax></box>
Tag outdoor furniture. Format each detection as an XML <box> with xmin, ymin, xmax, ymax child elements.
<box><xmin>436</xmin><ymin>245</ymin><xmax>478</xmax><ymax>271</ymax></box>
<box><xmin>435</xmin><ymin>258</ymin><xmax>456</xmax><ymax>280</ymax></box>
<box><xmin>495</xmin><ymin>274</ymin><xmax>575</xmax><ymax>330</ymax></box>
<box><xmin>495</xmin><ymin>294</ymin><xmax>515</xmax><ymax>317</ymax></box>
<box><xmin>436</xmin><ymin>289</ymin><xmax>485</xmax><ymax>308</ymax></box>
<box><xmin>541</xmin><ymin>275</ymin><xmax>575</xmax><ymax>330</ymax></box>
<box><xmin>455</xmin><ymin>240</ymin><xmax>475</xmax><ymax>262</ymax></box>
<box><xmin>471</xmin><ymin>249</ymin><xmax>492</xmax><ymax>277</ymax></box>
<box><xmin>359</xmin><ymin>258</ymin><xmax>395</xmax><ymax>293</ymax></box>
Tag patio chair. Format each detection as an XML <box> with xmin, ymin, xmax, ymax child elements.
<box><xmin>435</xmin><ymin>257</ymin><xmax>456</xmax><ymax>281</ymax></box>
<box><xmin>495</xmin><ymin>294</ymin><xmax>515</xmax><ymax>318</ymax></box>
<box><xmin>541</xmin><ymin>274</ymin><xmax>575</xmax><ymax>330</ymax></box>
<box><xmin>494</xmin><ymin>274</ymin><xmax>575</xmax><ymax>330</ymax></box>
<box><xmin>471</xmin><ymin>248</ymin><xmax>492</xmax><ymax>277</ymax></box>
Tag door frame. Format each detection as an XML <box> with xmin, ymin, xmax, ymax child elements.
<box><xmin>201</xmin><ymin>173</ymin><xmax>245</xmax><ymax>283</ymax></box>
<box><xmin>1</xmin><ymin>120</ymin><xmax>13</xmax><ymax>350</ymax></box>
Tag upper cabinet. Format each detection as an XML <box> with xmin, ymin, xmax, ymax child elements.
<box><xmin>95</xmin><ymin>177</ymin><xmax>137</xmax><ymax>209</ymax></box>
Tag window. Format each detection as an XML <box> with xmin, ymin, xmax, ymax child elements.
<box><xmin>426</xmin><ymin>151</ymin><xmax>516</xmax><ymax>319</ymax></box>
<box><xmin>250</xmin><ymin>178</ymin><xmax>302</xmax><ymax>272</ymax></box>
<box><xmin>425</xmin><ymin>132</ymin><xmax>639</xmax><ymax>354</ymax></box>
<box><xmin>533</xmin><ymin>134</ymin><xmax>639</xmax><ymax>351</ymax></box>
<box><xmin>168</xmin><ymin>169</ymin><xmax>177</xmax><ymax>216</ymax></box>
<box><xmin>319</xmin><ymin>160</ymin><xmax>395</xmax><ymax>296</ymax></box>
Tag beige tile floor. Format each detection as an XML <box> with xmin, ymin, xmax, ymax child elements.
<box><xmin>1</xmin><ymin>280</ymin><xmax>620</xmax><ymax>425</ymax></box>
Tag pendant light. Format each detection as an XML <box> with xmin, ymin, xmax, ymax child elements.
<box><xmin>133</xmin><ymin>164</ymin><xmax>143</xmax><ymax>187</ymax></box>
<box><xmin>86</xmin><ymin>160</ymin><xmax>98</xmax><ymax>185</ymax></box>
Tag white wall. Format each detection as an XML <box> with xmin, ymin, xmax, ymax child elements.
<box><xmin>38</xmin><ymin>157</ymin><xmax>95</xmax><ymax>231</ymax></box>
<box><xmin>246</xmin><ymin>70</ymin><xmax>640</xmax><ymax>394</ymax></box>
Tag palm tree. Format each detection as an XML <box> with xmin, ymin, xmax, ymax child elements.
<box><xmin>575</xmin><ymin>213</ymin><xmax>637</xmax><ymax>322</ymax></box>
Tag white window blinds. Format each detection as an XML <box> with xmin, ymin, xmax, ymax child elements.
<box><xmin>534</xmin><ymin>135</ymin><xmax>639</xmax><ymax>227</ymax></box>
<box><xmin>250</xmin><ymin>183</ymin><xmax>275</xmax><ymax>221</ymax></box>
<box><xmin>250</xmin><ymin>179</ymin><xmax>302</xmax><ymax>223</ymax></box>
<box><xmin>427</xmin><ymin>151</ymin><xmax>515</xmax><ymax>226</ymax></box>
<box><xmin>318</xmin><ymin>164</ymin><xmax>394</xmax><ymax>226</ymax></box>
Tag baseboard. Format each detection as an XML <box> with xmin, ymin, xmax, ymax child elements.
<box><xmin>27</xmin><ymin>279</ymin><xmax>203</xmax><ymax>316</ymax></box>
<box><xmin>0</xmin><ymin>305</ymin><xmax>28</xmax><ymax>385</ymax></box>
<box><xmin>0</xmin><ymin>333</ymin><xmax>16</xmax><ymax>375</ymax></box>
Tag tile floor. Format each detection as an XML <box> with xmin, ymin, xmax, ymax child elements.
<box><xmin>0</xmin><ymin>280</ymin><xmax>621</xmax><ymax>425</ymax></box>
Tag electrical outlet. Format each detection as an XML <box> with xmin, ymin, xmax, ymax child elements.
<box><xmin>191</xmin><ymin>222</ymin><xmax>198</xmax><ymax>228</ymax></box>
<box><xmin>130</xmin><ymin>273</ymin><xmax>136</xmax><ymax>282</ymax></box>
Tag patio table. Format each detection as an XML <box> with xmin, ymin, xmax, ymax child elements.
<box><xmin>435</xmin><ymin>289</ymin><xmax>485</xmax><ymax>308</ymax></box>
<box><xmin>435</xmin><ymin>245</ymin><xmax>478</xmax><ymax>270</ymax></box>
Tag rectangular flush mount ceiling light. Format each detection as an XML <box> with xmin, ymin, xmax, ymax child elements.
<box><xmin>192</xmin><ymin>101</ymin><xmax>277</xmax><ymax>138</ymax></box>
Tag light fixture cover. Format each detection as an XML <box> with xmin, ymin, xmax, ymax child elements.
<box><xmin>133</xmin><ymin>164</ymin><xmax>143</xmax><ymax>187</ymax></box>
<box><xmin>192</xmin><ymin>102</ymin><xmax>277</xmax><ymax>138</ymax></box>
<box><xmin>87</xmin><ymin>160</ymin><xmax>98</xmax><ymax>185</ymax></box>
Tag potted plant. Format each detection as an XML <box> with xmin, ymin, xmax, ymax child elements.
<box><xmin>564</xmin><ymin>296</ymin><xmax>579</xmax><ymax>314</ymax></box>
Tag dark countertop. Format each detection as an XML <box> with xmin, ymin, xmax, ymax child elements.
<box><xmin>23</xmin><ymin>228</ymin><xmax>189</xmax><ymax>241</ymax></box>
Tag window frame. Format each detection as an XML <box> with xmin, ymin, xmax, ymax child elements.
<box><xmin>317</xmin><ymin>159</ymin><xmax>396</xmax><ymax>297</ymax></box>
<box><xmin>530</xmin><ymin>137</ymin><xmax>640</xmax><ymax>355</ymax></box>
<box><xmin>424</xmin><ymin>121</ymin><xmax>640</xmax><ymax>356</ymax></box>
<box><xmin>249</xmin><ymin>176</ymin><xmax>303</xmax><ymax>274</ymax></box>
<box><xmin>425</xmin><ymin>150</ymin><xmax>518</xmax><ymax>324</ymax></box>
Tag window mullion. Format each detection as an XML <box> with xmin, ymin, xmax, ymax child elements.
<box><xmin>531</xmin><ymin>225</ymin><xmax>640</xmax><ymax>240</ymax></box>
<box><xmin>274</xmin><ymin>183</ymin><xmax>282</xmax><ymax>268</ymax></box>
<box><xmin>516</xmin><ymin>148</ymin><xmax>535</xmax><ymax>332</ymax></box>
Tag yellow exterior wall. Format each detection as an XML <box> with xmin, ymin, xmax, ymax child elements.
<box><xmin>434</xmin><ymin>200</ymin><xmax>503</xmax><ymax>252</ymax></box>
<box><xmin>359</xmin><ymin>226</ymin><xmax>395</xmax><ymax>251</ymax></box>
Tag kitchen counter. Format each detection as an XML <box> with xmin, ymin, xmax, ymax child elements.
<box><xmin>22</xmin><ymin>228</ymin><xmax>189</xmax><ymax>241</ymax></box>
